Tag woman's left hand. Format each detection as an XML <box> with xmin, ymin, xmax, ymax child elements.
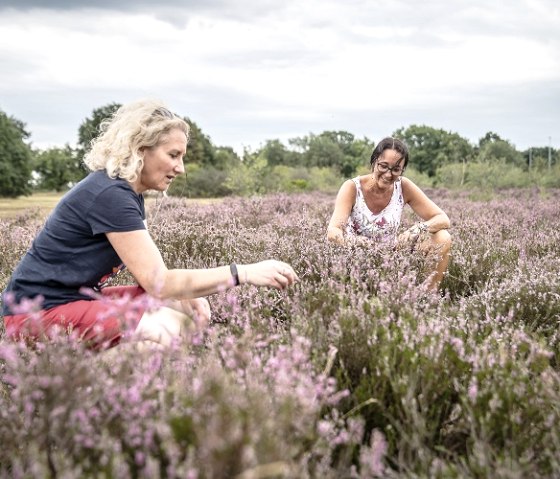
<box><xmin>400</xmin><ymin>226</ymin><xmax>417</xmax><ymax>241</ymax></box>
<box><xmin>398</xmin><ymin>223</ymin><xmax>428</xmax><ymax>248</ymax></box>
<box><xmin>183</xmin><ymin>297</ymin><xmax>211</xmax><ymax>325</ymax></box>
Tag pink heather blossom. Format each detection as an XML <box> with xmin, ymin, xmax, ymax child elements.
<box><xmin>359</xmin><ymin>429</ymin><xmax>387</xmax><ymax>477</ymax></box>
<box><xmin>468</xmin><ymin>379</ymin><xmax>479</xmax><ymax>402</ymax></box>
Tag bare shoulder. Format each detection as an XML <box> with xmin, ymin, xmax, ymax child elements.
<box><xmin>338</xmin><ymin>178</ymin><xmax>357</xmax><ymax>198</ymax></box>
<box><xmin>331</xmin><ymin>178</ymin><xmax>358</xmax><ymax>216</ymax></box>
<box><xmin>342</xmin><ymin>177</ymin><xmax>357</xmax><ymax>188</ymax></box>
<box><xmin>401</xmin><ymin>176</ymin><xmax>426</xmax><ymax>202</ymax></box>
<box><xmin>401</xmin><ymin>176</ymin><xmax>417</xmax><ymax>190</ymax></box>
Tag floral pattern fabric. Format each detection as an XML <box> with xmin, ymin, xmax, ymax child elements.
<box><xmin>346</xmin><ymin>177</ymin><xmax>404</xmax><ymax>242</ymax></box>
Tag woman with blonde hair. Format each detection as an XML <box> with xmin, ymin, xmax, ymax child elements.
<box><xmin>2</xmin><ymin>99</ymin><xmax>298</xmax><ymax>349</ymax></box>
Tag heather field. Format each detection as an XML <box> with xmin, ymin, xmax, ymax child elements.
<box><xmin>1</xmin><ymin>189</ymin><xmax>560</xmax><ymax>478</ymax></box>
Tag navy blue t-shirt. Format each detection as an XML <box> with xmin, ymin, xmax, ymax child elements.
<box><xmin>2</xmin><ymin>171</ymin><xmax>146</xmax><ymax>314</ymax></box>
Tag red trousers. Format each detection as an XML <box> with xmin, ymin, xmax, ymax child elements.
<box><xmin>3</xmin><ymin>286</ymin><xmax>147</xmax><ymax>349</ymax></box>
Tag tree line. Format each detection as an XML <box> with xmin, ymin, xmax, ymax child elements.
<box><xmin>0</xmin><ymin>104</ymin><xmax>558</xmax><ymax>198</ymax></box>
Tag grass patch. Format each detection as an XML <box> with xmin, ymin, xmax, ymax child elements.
<box><xmin>0</xmin><ymin>192</ymin><xmax>64</xmax><ymax>219</ymax></box>
<box><xmin>0</xmin><ymin>191</ymin><xmax>223</xmax><ymax>219</ymax></box>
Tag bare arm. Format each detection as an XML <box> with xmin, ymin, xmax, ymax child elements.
<box><xmin>401</xmin><ymin>177</ymin><xmax>450</xmax><ymax>233</ymax></box>
<box><xmin>106</xmin><ymin>230</ymin><xmax>298</xmax><ymax>300</ymax></box>
<box><xmin>326</xmin><ymin>179</ymin><xmax>356</xmax><ymax>244</ymax></box>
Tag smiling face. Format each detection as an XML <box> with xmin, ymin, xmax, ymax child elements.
<box><xmin>134</xmin><ymin>128</ymin><xmax>187</xmax><ymax>193</ymax></box>
<box><xmin>371</xmin><ymin>149</ymin><xmax>404</xmax><ymax>189</ymax></box>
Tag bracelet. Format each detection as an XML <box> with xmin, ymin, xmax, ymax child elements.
<box><xmin>230</xmin><ymin>263</ymin><xmax>240</xmax><ymax>286</ymax></box>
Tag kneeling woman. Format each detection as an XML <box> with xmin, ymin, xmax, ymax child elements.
<box><xmin>326</xmin><ymin>137</ymin><xmax>451</xmax><ymax>290</ymax></box>
<box><xmin>2</xmin><ymin>99</ymin><xmax>298</xmax><ymax>349</ymax></box>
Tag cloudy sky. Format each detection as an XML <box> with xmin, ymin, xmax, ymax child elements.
<box><xmin>0</xmin><ymin>0</ymin><xmax>558</xmax><ymax>155</ymax></box>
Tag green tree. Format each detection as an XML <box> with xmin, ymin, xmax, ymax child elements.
<box><xmin>76</xmin><ymin>103</ymin><xmax>121</xmax><ymax>163</ymax></box>
<box><xmin>212</xmin><ymin>146</ymin><xmax>241</xmax><ymax>170</ymax></box>
<box><xmin>33</xmin><ymin>145</ymin><xmax>86</xmax><ymax>191</ymax></box>
<box><xmin>257</xmin><ymin>139</ymin><xmax>300</xmax><ymax>167</ymax></box>
<box><xmin>393</xmin><ymin>125</ymin><xmax>474</xmax><ymax>176</ymax></box>
<box><xmin>0</xmin><ymin>110</ymin><xmax>33</xmax><ymax>197</ymax></box>
<box><xmin>227</xmin><ymin>149</ymin><xmax>269</xmax><ymax>195</ymax></box>
<box><xmin>342</xmin><ymin>134</ymin><xmax>373</xmax><ymax>176</ymax></box>
<box><xmin>290</xmin><ymin>133</ymin><xmax>343</xmax><ymax>169</ymax></box>
<box><xmin>524</xmin><ymin>146</ymin><xmax>558</xmax><ymax>171</ymax></box>
<box><xmin>476</xmin><ymin>139</ymin><xmax>524</xmax><ymax>168</ymax></box>
<box><xmin>168</xmin><ymin>164</ymin><xmax>232</xmax><ymax>198</ymax></box>
<box><xmin>185</xmin><ymin>119</ymin><xmax>215</xmax><ymax>167</ymax></box>
<box><xmin>183</xmin><ymin>119</ymin><xmax>242</xmax><ymax>170</ymax></box>
<box><xmin>478</xmin><ymin>131</ymin><xmax>504</xmax><ymax>149</ymax></box>
<box><xmin>289</xmin><ymin>130</ymin><xmax>372</xmax><ymax>176</ymax></box>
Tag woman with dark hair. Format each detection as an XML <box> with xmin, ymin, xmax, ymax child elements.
<box><xmin>326</xmin><ymin>137</ymin><xmax>451</xmax><ymax>289</ymax></box>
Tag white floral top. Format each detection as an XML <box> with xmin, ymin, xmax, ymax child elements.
<box><xmin>346</xmin><ymin>177</ymin><xmax>404</xmax><ymax>242</ymax></box>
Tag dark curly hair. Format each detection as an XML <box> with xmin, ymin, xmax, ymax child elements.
<box><xmin>370</xmin><ymin>137</ymin><xmax>409</xmax><ymax>170</ymax></box>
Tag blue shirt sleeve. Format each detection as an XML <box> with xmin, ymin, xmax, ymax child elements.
<box><xmin>87</xmin><ymin>181</ymin><xmax>146</xmax><ymax>235</ymax></box>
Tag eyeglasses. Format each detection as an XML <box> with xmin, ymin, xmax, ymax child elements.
<box><xmin>376</xmin><ymin>162</ymin><xmax>404</xmax><ymax>176</ymax></box>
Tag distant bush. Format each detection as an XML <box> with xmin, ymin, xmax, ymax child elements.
<box><xmin>168</xmin><ymin>164</ymin><xmax>232</xmax><ymax>198</ymax></box>
<box><xmin>264</xmin><ymin>165</ymin><xmax>342</xmax><ymax>194</ymax></box>
<box><xmin>464</xmin><ymin>161</ymin><xmax>533</xmax><ymax>189</ymax></box>
<box><xmin>539</xmin><ymin>163</ymin><xmax>560</xmax><ymax>188</ymax></box>
<box><xmin>435</xmin><ymin>162</ymin><xmax>466</xmax><ymax>188</ymax></box>
<box><xmin>164</xmin><ymin>156</ymin><xmax>560</xmax><ymax>199</ymax></box>
<box><xmin>434</xmin><ymin>160</ymin><xmax>560</xmax><ymax>189</ymax></box>
<box><xmin>168</xmin><ymin>164</ymin><xmax>344</xmax><ymax>198</ymax></box>
<box><xmin>403</xmin><ymin>166</ymin><xmax>433</xmax><ymax>188</ymax></box>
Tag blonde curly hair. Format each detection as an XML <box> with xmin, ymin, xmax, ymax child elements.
<box><xmin>84</xmin><ymin>99</ymin><xmax>190</xmax><ymax>183</ymax></box>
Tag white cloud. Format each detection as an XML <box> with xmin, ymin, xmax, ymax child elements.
<box><xmin>0</xmin><ymin>0</ymin><xmax>559</xmax><ymax>153</ymax></box>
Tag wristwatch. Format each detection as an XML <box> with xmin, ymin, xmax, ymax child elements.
<box><xmin>230</xmin><ymin>263</ymin><xmax>240</xmax><ymax>286</ymax></box>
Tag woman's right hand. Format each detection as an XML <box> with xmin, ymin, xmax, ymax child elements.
<box><xmin>239</xmin><ymin>260</ymin><xmax>299</xmax><ymax>290</ymax></box>
<box><xmin>347</xmin><ymin>234</ymin><xmax>372</xmax><ymax>247</ymax></box>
